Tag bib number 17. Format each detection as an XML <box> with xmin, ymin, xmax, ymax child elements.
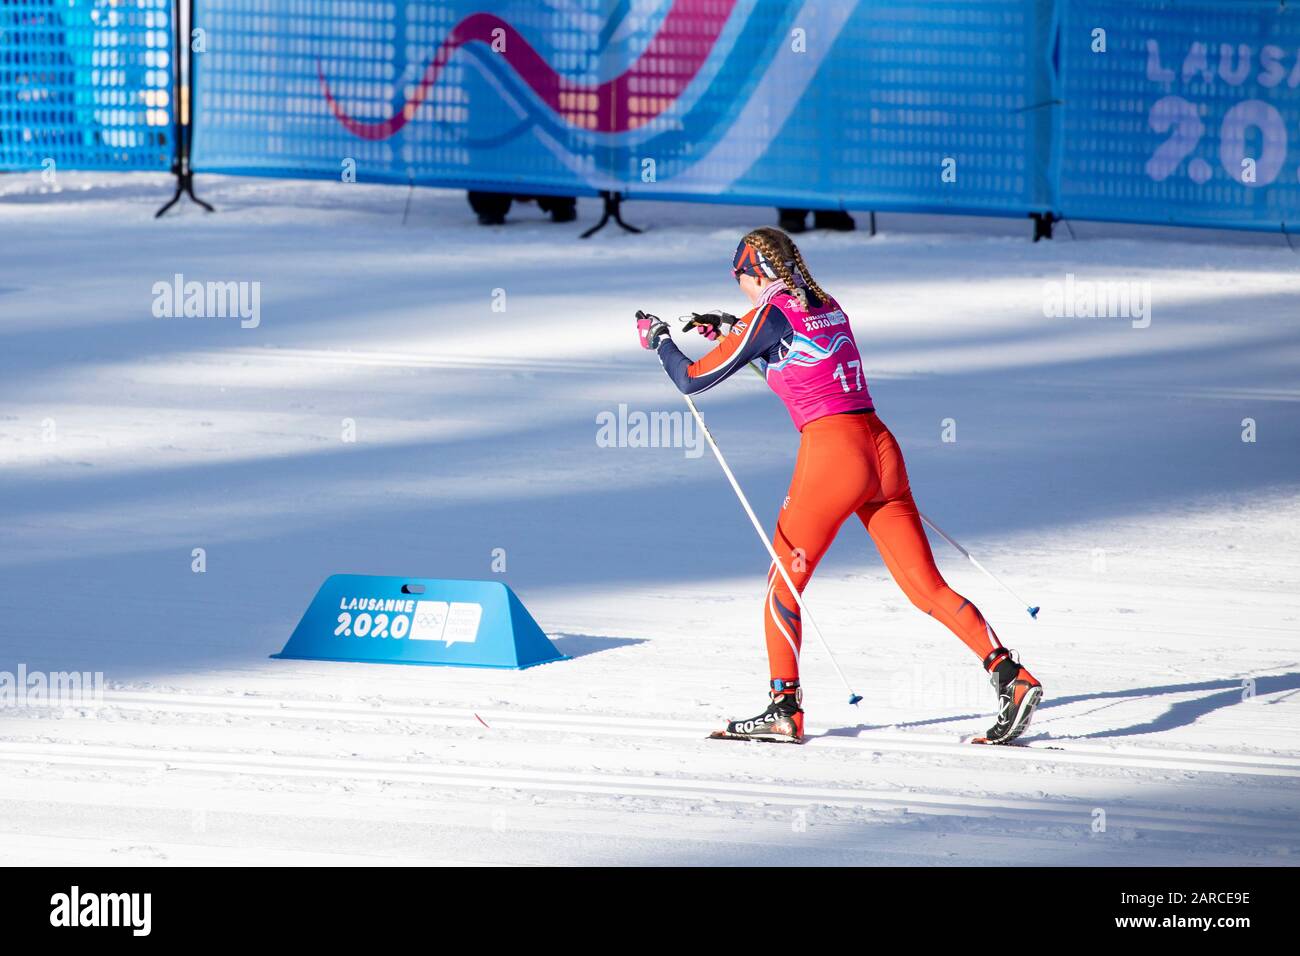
<box><xmin>833</xmin><ymin>360</ymin><xmax>863</xmax><ymax>392</ymax></box>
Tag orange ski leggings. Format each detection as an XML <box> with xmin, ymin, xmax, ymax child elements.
<box><xmin>764</xmin><ymin>410</ymin><xmax>1003</xmax><ymax>682</ymax></box>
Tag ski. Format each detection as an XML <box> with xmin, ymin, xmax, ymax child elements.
<box><xmin>967</xmin><ymin>733</ymin><xmax>1065</xmax><ymax>749</ymax></box>
<box><xmin>708</xmin><ymin>729</ymin><xmax>804</xmax><ymax>744</ymax></box>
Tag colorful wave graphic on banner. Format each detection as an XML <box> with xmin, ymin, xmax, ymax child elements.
<box><xmin>320</xmin><ymin>1</ymin><xmax>737</xmax><ymax>141</ymax></box>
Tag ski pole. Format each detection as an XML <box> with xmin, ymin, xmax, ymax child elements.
<box><xmin>918</xmin><ymin>512</ymin><xmax>1041</xmax><ymax>619</ymax></box>
<box><xmin>680</xmin><ymin>392</ymin><xmax>863</xmax><ymax>706</ymax></box>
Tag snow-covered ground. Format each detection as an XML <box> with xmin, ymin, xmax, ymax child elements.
<box><xmin>1</xmin><ymin>172</ymin><xmax>1297</xmax><ymax>866</ymax></box>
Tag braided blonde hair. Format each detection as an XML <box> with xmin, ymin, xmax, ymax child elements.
<box><xmin>741</xmin><ymin>226</ymin><xmax>829</xmax><ymax>309</ymax></box>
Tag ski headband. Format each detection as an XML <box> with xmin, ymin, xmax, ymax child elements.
<box><xmin>732</xmin><ymin>240</ymin><xmax>811</xmax><ymax>294</ymax></box>
<box><xmin>732</xmin><ymin>240</ymin><xmax>783</xmax><ymax>280</ymax></box>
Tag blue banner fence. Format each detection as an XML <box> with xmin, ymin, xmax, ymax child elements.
<box><xmin>3</xmin><ymin>1</ymin><xmax>1297</xmax><ymax>233</ymax></box>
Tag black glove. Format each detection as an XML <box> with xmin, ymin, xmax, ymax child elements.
<box><xmin>681</xmin><ymin>310</ymin><xmax>738</xmax><ymax>341</ymax></box>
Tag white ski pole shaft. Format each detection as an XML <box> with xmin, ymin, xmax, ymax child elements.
<box><xmin>681</xmin><ymin>392</ymin><xmax>863</xmax><ymax>705</ymax></box>
<box><xmin>918</xmin><ymin>512</ymin><xmax>1040</xmax><ymax>619</ymax></box>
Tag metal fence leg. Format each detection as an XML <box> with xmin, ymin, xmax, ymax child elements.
<box><xmin>156</xmin><ymin>0</ymin><xmax>213</xmax><ymax>218</ymax></box>
<box><xmin>581</xmin><ymin>191</ymin><xmax>642</xmax><ymax>238</ymax></box>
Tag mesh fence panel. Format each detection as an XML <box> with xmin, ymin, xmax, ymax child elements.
<box><xmin>621</xmin><ymin>0</ymin><xmax>1056</xmax><ymax>214</ymax></box>
<box><xmin>191</xmin><ymin>0</ymin><xmax>1056</xmax><ymax>215</ymax></box>
<box><xmin>192</xmin><ymin>0</ymin><xmax>606</xmax><ymax>194</ymax></box>
<box><xmin>0</xmin><ymin>0</ymin><xmax>174</xmax><ymax>172</ymax></box>
<box><xmin>1059</xmin><ymin>0</ymin><xmax>1300</xmax><ymax>230</ymax></box>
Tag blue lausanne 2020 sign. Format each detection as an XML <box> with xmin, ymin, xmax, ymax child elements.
<box><xmin>274</xmin><ymin>575</ymin><xmax>567</xmax><ymax>670</ymax></box>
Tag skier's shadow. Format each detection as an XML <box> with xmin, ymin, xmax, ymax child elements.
<box><xmin>818</xmin><ymin>672</ymin><xmax>1300</xmax><ymax>742</ymax></box>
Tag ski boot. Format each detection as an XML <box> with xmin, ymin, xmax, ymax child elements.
<box><xmin>973</xmin><ymin>650</ymin><xmax>1042</xmax><ymax>745</ymax></box>
<box><xmin>710</xmin><ymin>679</ymin><xmax>805</xmax><ymax>743</ymax></box>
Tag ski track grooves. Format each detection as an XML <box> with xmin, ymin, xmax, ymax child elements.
<box><xmin>0</xmin><ymin>739</ymin><xmax>1294</xmax><ymax>841</ymax></box>
<box><xmin>40</xmin><ymin>688</ymin><xmax>1300</xmax><ymax>777</ymax></box>
<box><xmin>5</xmin><ymin>690</ymin><xmax>1295</xmax><ymax>844</ymax></box>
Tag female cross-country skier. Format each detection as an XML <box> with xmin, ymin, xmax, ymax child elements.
<box><xmin>636</xmin><ymin>227</ymin><xmax>1042</xmax><ymax>744</ymax></box>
